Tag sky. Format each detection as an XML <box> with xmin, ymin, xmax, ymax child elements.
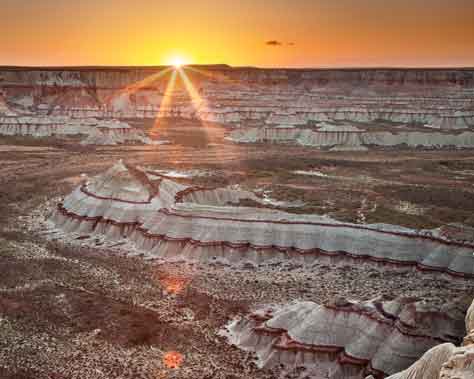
<box><xmin>0</xmin><ymin>0</ymin><xmax>473</xmax><ymax>68</ymax></box>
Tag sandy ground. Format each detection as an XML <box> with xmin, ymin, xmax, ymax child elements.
<box><xmin>1</xmin><ymin>122</ymin><xmax>474</xmax><ymax>378</ymax></box>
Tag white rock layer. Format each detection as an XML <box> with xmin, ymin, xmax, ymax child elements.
<box><xmin>223</xmin><ymin>298</ymin><xmax>467</xmax><ymax>378</ymax></box>
<box><xmin>228</xmin><ymin>127</ymin><xmax>474</xmax><ymax>150</ymax></box>
<box><xmin>383</xmin><ymin>299</ymin><xmax>474</xmax><ymax>379</ymax></box>
<box><xmin>0</xmin><ymin>116</ymin><xmax>154</xmax><ymax>145</ymax></box>
<box><xmin>50</xmin><ymin>162</ymin><xmax>474</xmax><ymax>277</ymax></box>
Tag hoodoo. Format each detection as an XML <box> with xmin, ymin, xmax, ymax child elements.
<box><xmin>50</xmin><ymin>161</ymin><xmax>474</xmax><ymax>277</ymax></box>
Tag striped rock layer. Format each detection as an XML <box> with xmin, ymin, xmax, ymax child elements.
<box><xmin>383</xmin><ymin>299</ymin><xmax>474</xmax><ymax>379</ymax></box>
<box><xmin>223</xmin><ymin>297</ymin><xmax>467</xmax><ymax>379</ymax></box>
<box><xmin>0</xmin><ymin>115</ymin><xmax>153</xmax><ymax>145</ymax></box>
<box><xmin>227</xmin><ymin>127</ymin><xmax>474</xmax><ymax>150</ymax></box>
<box><xmin>1</xmin><ymin>67</ymin><xmax>474</xmax><ymax>131</ymax></box>
<box><xmin>50</xmin><ymin>161</ymin><xmax>474</xmax><ymax>278</ymax></box>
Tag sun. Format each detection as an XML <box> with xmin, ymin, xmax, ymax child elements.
<box><xmin>169</xmin><ymin>57</ymin><xmax>185</xmax><ymax>68</ymax></box>
<box><xmin>164</xmin><ymin>52</ymin><xmax>193</xmax><ymax>68</ymax></box>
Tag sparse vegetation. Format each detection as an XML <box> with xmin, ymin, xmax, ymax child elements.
<box><xmin>1</xmin><ymin>122</ymin><xmax>474</xmax><ymax>378</ymax></box>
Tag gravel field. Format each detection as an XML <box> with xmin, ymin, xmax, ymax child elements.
<box><xmin>1</xmin><ymin>123</ymin><xmax>474</xmax><ymax>378</ymax></box>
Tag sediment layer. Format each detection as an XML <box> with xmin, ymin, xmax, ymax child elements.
<box><xmin>50</xmin><ymin>161</ymin><xmax>474</xmax><ymax>277</ymax></box>
<box><xmin>223</xmin><ymin>297</ymin><xmax>467</xmax><ymax>378</ymax></box>
<box><xmin>0</xmin><ymin>115</ymin><xmax>153</xmax><ymax>145</ymax></box>
<box><xmin>1</xmin><ymin>67</ymin><xmax>473</xmax><ymax>131</ymax></box>
<box><xmin>228</xmin><ymin>127</ymin><xmax>474</xmax><ymax>150</ymax></box>
<box><xmin>382</xmin><ymin>299</ymin><xmax>474</xmax><ymax>379</ymax></box>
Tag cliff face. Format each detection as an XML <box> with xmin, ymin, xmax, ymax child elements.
<box><xmin>1</xmin><ymin>66</ymin><xmax>474</xmax><ymax>147</ymax></box>
<box><xmin>228</xmin><ymin>127</ymin><xmax>474</xmax><ymax>149</ymax></box>
<box><xmin>1</xmin><ymin>66</ymin><xmax>473</xmax><ymax>88</ymax></box>
<box><xmin>1</xmin><ymin>67</ymin><xmax>473</xmax><ymax>126</ymax></box>
<box><xmin>382</xmin><ymin>299</ymin><xmax>474</xmax><ymax>379</ymax></box>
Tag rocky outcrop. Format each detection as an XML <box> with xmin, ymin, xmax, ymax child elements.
<box><xmin>0</xmin><ymin>90</ymin><xmax>16</xmax><ymax>116</ymax></box>
<box><xmin>1</xmin><ymin>67</ymin><xmax>473</xmax><ymax>131</ymax></box>
<box><xmin>222</xmin><ymin>297</ymin><xmax>468</xmax><ymax>379</ymax></box>
<box><xmin>380</xmin><ymin>299</ymin><xmax>474</xmax><ymax>379</ymax></box>
<box><xmin>228</xmin><ymin>127</ymin><xmax>474</xmax><ymax>150</ymax></box>
<box><xmin>0</xmin><ymin>115</ymin><xmax>154</xmax><ymax>145</ymax></box>
<box><xmin>50</xmin><ymin>162</ymin><xmax>474</xmax><ymax>277</ymax></box>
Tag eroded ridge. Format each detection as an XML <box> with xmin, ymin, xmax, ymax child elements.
<box><xmin>0</xmin><ymin>115</ymin><xmax>155</xmax><ymax>145</ymax></box>
<box><xmin>1</xmin><ymin>68</ymin><xmax>474</xmax><ymax>129</ymax></box>
<box><xmin>50</xmin><ymin>161</ymin><xmax>474</xmax><ymax>277</ymax></box>
<box><xmin>227</xmin><ymin>126</ymin><xmax>474</xmax><ymax>151</ymax></box>
<box><xmin>379</xmin><ymin>299</ymin><xmax>474</xmax><ymax>379</ymax></box>
<box><xmin>2</xmin><ymin>68</ymin><xmax>474</xmax><ymax>149</ymax></box>
<box><xmin>222</xmin><ymin>297</ymin><xmax>468</xmax><ymax>379</ymax></box>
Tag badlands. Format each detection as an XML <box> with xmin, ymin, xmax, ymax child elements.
<box><xmin>1</xmin><ymin>66</ymin><xmax>474</xmax><ymax>379</ymax></box>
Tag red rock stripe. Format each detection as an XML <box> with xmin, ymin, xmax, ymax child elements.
<box><xmin>55</xmin><ymin>203</ymin><xmax>474</xmax><ymax>279</ymax></box>
<box><xmin>157</xmin><ymin>208</ymin><xmax>474</xmax><ymax>249</ymax></box>
<box><xmin>80</xmin><ymin>184</ymin><xmax>152</xmax><ymax>204</ymax></box>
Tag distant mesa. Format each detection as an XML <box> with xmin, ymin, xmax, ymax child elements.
<box><xmin>0</xmin><ymin>67</ymin><xmax>473</xmax><ymax>150</ymax></box>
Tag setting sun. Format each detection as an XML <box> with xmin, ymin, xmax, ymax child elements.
<box><xmin>168</xmin><ymin>56</ymin><xmax>187</xmax><ymax>68</ymax></box>
<box><xmin>1</xmin><ymin>1</ymin><xmax>474</xmax><ymax>379</ymax></box>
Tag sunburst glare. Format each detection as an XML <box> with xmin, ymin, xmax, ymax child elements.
<box><xmin>167</xmin><ymin>56</ymin><xmax>189</xmax><ymax>69</ymax></box>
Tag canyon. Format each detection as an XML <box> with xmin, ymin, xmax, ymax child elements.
<box><xmin>1</xmin><ymin>66</ymin><xmax>473</xmax><ymax>379</ymax></box>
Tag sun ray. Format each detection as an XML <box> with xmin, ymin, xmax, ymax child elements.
<box><xmin>115</xmin><ymin>62</ymin><xmax>241</xmax><ymax>167</ymax></box>
<box><xmin>177</xmin><ymin>67</ymin><xmax>206</xmax><ymax>109</ymax></box>
<box><xmin>185</xmin><ymin>66</ymin><xmax>234</xmax><ymax>84</ymax></box>
<box><xmin>160</xmin><ymin>69</ymin><xmax>178</xmax><ymax>111</ymax></box>
<box><xmin>149</xmin><ymin>69</ymin><xmax>178</xmax><ymax>137</ymax></box>
<box><xmin>176</xmin><ymin>66</ymin><xmax>240</xmax><ymax>166</ymax></box>
<box><xmin>107</xmin><ymin>67</ymin><xmax>173</xmax><ymax>117</ymax></box>
<box><xmin>122</xmin><ymin>67</ymin><xmax>173</xmax><ymax>95</ymax></box>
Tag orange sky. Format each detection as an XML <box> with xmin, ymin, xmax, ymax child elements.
<box><xmin>0</xmin><ymin>0</ymin><xmax>473</xmax><ymax>67</ymax></box>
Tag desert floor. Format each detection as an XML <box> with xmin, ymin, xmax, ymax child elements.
<box><xmin>1</xmin><ymin>120</ymin><xmax>474</xmax><ymax>378</ymax></box>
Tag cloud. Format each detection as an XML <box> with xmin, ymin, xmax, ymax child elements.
<box><xmin>265</xmin><ymin>40</ymin><xmax>295</xmax><ymax>47</ymax></box>
<box><xmin>266</xmin><ymin>40</ymin><xmax>283</xmax><ymax>46</ymax></box>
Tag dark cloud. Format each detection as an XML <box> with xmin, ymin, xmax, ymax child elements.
<box><xmin>266</xmin><ymin>40</ymin><xmax>283</xmax><ymax>46</ymax></box>
<box><xmin>265</xmin><ymin>40</ymin><xmax>295</xmax><ymax>47</ymax></box>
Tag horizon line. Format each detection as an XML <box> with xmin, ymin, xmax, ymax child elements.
<box><xmin>0</xmin><ymin>64</ymin><xmax>474</xmax><ymax>71</ymax></box>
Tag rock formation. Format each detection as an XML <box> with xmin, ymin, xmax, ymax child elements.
<box><xmin>222</xmin><ymin>297</ymin><xmax>468</xmax><ymax>379</ymax></box>
<box><xmin>0</xmin><ymin>89</ymin><xmax>16</xmax><ymax>116</ymax></box>
<box><xmin>227</xmin><ymin>127</ymin><xmax>474</xmax><ymax>150</ymax></box>
<box><xmin>0</xmin><ymin>115</ymin><xmax>155</xmax><ymax>145</ymax></box>
<box><xmin>1</xmin><ymin>67</ymin><xmax>473</xmax><ymax>135</ymax></box>
<box><xmin>379</xmin><ymin>299</ymin><xmax>474</xmax><ymax>379</ymax></box>
<box><xmin>50</xmin><ymin>161</ymin><xmax>474</xmax><ymax>277</ymax></box>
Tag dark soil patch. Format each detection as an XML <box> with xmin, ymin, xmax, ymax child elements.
<box><xmin>0</xmin><ymin>286</ymin><xmax>197</xmax><ymax>350</ymax></box>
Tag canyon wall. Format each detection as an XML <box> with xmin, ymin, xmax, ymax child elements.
<box><xmin>1</xmin><ymin>67</ymin><xmax>473</xmax><ymax>130</ymax></box>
